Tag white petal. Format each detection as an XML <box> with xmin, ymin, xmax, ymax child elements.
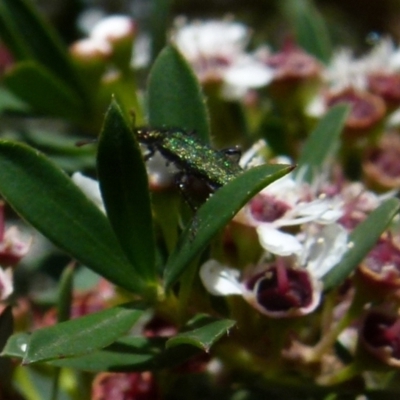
<box><xmin>296</xmin><ymin>200</ymin><xmax>343</xmax><ymax>224</ymax></box>
<box><xmin>256</xmin><ymin>226</ymin><xmax>302</xmax><ymax>256</ymax></box>
<box><xmin>224</xmin><ymin>59</ymin><xmax>274</xmax><ymax>88</ymax></box>
<box><xmin>305</xmin><ymin>224</ymin><xmax>348</xmax><ymax>279</ymax></box>
<box><xmin>0</xmin><ymin>268</ymin><xmax>13</xmax><ymax>300</ymax></box>
<box><xmin>72</xmin><ymin>172</ymin><xmax>105</xmax><ymax>213</ymax></box>
<box><xmin>199</xmin><ymin>260</ymin><xmax>243</xmax><ymax>296</ymax></box>
<box><xmin>90</xmin><ymin>15</ymin><xmax>134</xmax><ymax>42</ymax></box>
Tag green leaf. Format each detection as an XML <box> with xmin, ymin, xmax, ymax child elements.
<box><xmin>49</xmin><ymin>336</ymin><xmax>200</xmax><ymax>372</ymax></box>
<box><xmin>323</xmin><ymin>198</ymin><xmax>400</xmax><ymax>291</ymax></box>
<box><xmin>0</xmin><ymin>87</ymin><xmax>30</xmax><ymax>113</ymax></box>
<box><xmin>166</xmin><ymin>314</ymin><xmax>236</xmax><ymax>352</ymax></box>
<box><xmin>296</xmin><ymin>104</ymin><xmax>350</xmax><ymax>183</ymax></box>
<box><xmin>281</xmin><ymin>0</ymin><xmax>332</xmax><ymax>63</ymax></box>
<box><xmin>1</xmin><ymin>332</ymin><xmax>30</xmax><ymax>359</ymax></box>
<box><xmin>97</xmin><ymin>100</ymin><xmax>156</xmax><ymax>282</ymax></box>
<box><xmin>0</xmin><ymin>140</ymin><xmax>145</xmax><ymax>294</ymax></box>
<box><xmin>3</xmin><ymin>62</ymin><xmax>84</xmax><ymax>119</ymax></box>
<box><xmin>164</xmin><ymin>164</ymin><xmax>292</xmax><ymax>289</ymax></box>
<box><xmin>147</xmin><ymin>45</ymin><xmax>210</xmax><ymax>143</ymax></box>
<box><xmin>57</xmin><ymin>264</ymin><xmax>74</xmax><ymax>323</ymax></box>
<box><xmin>22</xmin><ymin>304</ymin><xmax>144</xmax><ymax>364</ymax></box>
<box><xmin>150</xmin><ymin>0</ymin><xmax>172</xmax><ymax>62</ymax></box>
<box><xmin>17</xmin><ymin>128</ymin><xmax>97</xmax><ymax>171</ymax></box>
<box><xmin>0</xmin><ymin>0</ymin><xmax>85</xmax><ymax>97</ymax></box>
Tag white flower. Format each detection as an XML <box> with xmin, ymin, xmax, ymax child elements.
<box><xmin>238</xmin><ymin>173</ymin><xmax>343</xmax><ymax>256</ymax></box>
<box><xmin>90</xmin><ymin>15</ymin><xmax>136</xmax><ymax>43</ymax></box>
<box><xmin>72</xmin><ymin>172</ymin><xmax>105</xmax><ymax>213</ymax></box>
<box><xmin>325</xmin><ymin>49</ymin><xmax>368</xmax><ymax>91</ymax></box>
<box><xmin>171</xmin><ymin>18</ymin><xmax>273</xmax><ymax>95</ymax></box>
<box><xmin>324</xmin><ymin>38</ymin><xmax>400</xmax><ymax>92</ymax></box>
<box><xmin>199</xmin><ymin>224</ymin><xmax>348</xmax><ymax>318</ymax></box>
<box><xmin>172</xmin><ymin>18</ymin><xmax>249</xmax><ymax>63</ymax></box>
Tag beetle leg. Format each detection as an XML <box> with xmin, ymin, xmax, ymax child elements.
<box><xmin>143</xmin><ymin>145</ymin><xmax>156</xmax><ymax>161</ymax></box>
<box><xmin>174</xmin><ymin>172</ymin><xmax>198</xmax><ymax>211</ymax></box>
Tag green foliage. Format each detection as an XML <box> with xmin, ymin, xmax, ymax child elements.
<box><xmin>147</xmin><ymin>45</ymin><xmax>210</xmax><ymax>143</ymax></box>
<box><xmin>97</xmin><ymin>100</ymin><xmax>156</xmax><ymax>283</ymax></box>
<box><xmin>323</xmin><ymin>198</ymin><xmax>400</xmax><ymax>290</ymax></box>
<box><xmin>3</xmin><ymin>62</ymin><xmax>85</xmax><ymax>119</ymax></box>
<box><xmin>166</xmin><ymin>314</ymin><xmax>236</xmax><ymax>351</ymax></box>
<box><xmin>281</xmin><ymin>0</ymin><xmax>332</xmax><ymax>63</ymax></box>
<box><xmin>2</xmin><ymin>304</ymin><xmax>145</xmax><ymax>364</ymax></box>
<box><xmin>0</xmin><ymin>0</ymin><xmax>399</xmax><ymax>397</ymax></box>
<box><xmin>0</xmin><ymin>0</ymin><xmax>88</xmax><ymax>107</ymax></box>
<box><xmin>50</xmin><ymin>337</ymin><xmax>201</xmax><ymax>372</ymax></box>
<box><xmin>296</xmin><ymin>104</ymin><xmax>350</xmax><ymax>183</ymax></box>
<box><xmin>0</xmin><ymin>141</ymin><xmax>146</xmax><ymax>294</ymax></box>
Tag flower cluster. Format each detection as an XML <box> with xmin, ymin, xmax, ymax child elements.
<box><xmin>170</xmin><ymin>17</ymin><xmax>400</xmax><ymax>381</ymax></box>
<box><xmin>4</xmin><ymin>3</ymin><xmax>400</xmax><ymax>398</ymax></box>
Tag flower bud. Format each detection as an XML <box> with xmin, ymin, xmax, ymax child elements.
<box><xmin>362</xmin><ymin>133</ymin><xmax>400</xmax><ymax>192</ymax></box>
<box><xmin>258</xmin><ymin>42</ymin><xmax>322</xmax><ymax>105</ymax></box>
<box><xmin>326</xmin><ymin>87</ymin><xmax>386</xmax><ymax>141</ymax></box>
<box><xmin>90</xmin><ymin>15</ymin><xmax>136</xmax><ymax>71</ymax></box>
<box><xmin>69</xmin><ymin>38</ymin><xmax>112</xmax><ymax>90</ymax></box>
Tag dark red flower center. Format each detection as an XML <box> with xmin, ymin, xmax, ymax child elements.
<box><xmin>245</xmin><ymin>261</ymin><xmax>314</xmax><ymax>312</ymax></box>
<box><xmin>249</xmin><ymin>194</ymin><xmax>291</xmax><ymax>223</ymax></box>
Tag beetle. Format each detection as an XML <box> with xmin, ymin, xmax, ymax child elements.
<box><xmin>135</xmin><ymin>128</ymin><xmax>243</xmax><ymax>206</ymax></box>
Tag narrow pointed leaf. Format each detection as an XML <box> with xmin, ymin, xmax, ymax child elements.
<box><xmin>166</xmin><ymin>314</ymin><xmax>236</xmax><ymax>352</ymax></box>
<box><xmin>57</xmin><ymin>264</ymin><xmax>74</xmax><ymax>323</ymax></box>
<box><xmin>0</xmin><ymin>0</ymin><xmax>86</xmax><ymax>97</ymax></box>
<box><xmin>97</xmin><ymin>100</ymin><xmax>156</xmax><ymax>281</ymax></box>
<box><xmin>282</xmin><ymin>0</ymin><xmax>332</xmax><ymax>63</ymax></box>
<box><xmin>23</xmin><ymin>303</ymin><xmax>144</xmax><ymax>364</ymax></box>
<box><xmin>3</xmin><ymin>62</ymin><xmax>84</xmax><ymax>119</ymax></box>
<box><xmin>323</xmin><ymin>198</ymin><xmax>400</xmax><ymax>290</ymax></box>
<box><xmin>296</xmin><ymin>104</ymin><xmax>349</xmax><ymax>183</ymax></box>
<box><xmin>0</xmin><ymin>3</ymin><xmax>31</xmax><ymax>59</ymax></box>
<box><xmin>147</xmin><ymin>45</ymin><xmax>210</xmax><ymax>143</ymax></box>
<box><xmin>0</xmin><ymin>140</ymin><xmax>145</xmax><ymax>293</ymax></box>
<box><xmin>164</xmin><ymin>164</ymin><xmax>292</xmax><ymax>289</ymax></box>
<box><xmin>49</xmin><ymin>336</ymin><xmax>200</xmax><ymax>372</ymax></box>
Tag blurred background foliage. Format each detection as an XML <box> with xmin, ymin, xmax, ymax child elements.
<box><xmin>34</xmin><ymin>0</ymin><xmax>400</xmax><ymax>52</ymax></box>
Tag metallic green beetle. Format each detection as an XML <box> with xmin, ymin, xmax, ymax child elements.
<box><xmin>135</xmin><ymin>128</ymin><xmax>243</xmax><ymax>191</ymax></box>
